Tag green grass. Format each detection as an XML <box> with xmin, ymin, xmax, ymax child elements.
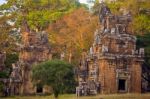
<box><xmin>1</xmin><ymin>93</ymin><xmax>150</xmax><ymax>99</ymax></box>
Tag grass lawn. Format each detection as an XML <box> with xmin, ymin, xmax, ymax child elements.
<box><xmin>1</xmin><ymin>93</ymin><xmax>150</xmax><ymax>99</ymax></box>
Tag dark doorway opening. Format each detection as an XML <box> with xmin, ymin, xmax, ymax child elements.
<box><xmin>36</xmin><ymin>84</ymin><xmax>43</xmax><ymax>93</ymax></box>
<box><xmin>118</xmin><ymin>79</ymin><xmax>126</xmax><ymax>91</ymax></box>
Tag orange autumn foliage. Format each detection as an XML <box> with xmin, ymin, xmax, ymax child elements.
<box><xmin>47</xmin><ymin>8</ymin><xmax>99</xmax><ymax>63</ymax></box>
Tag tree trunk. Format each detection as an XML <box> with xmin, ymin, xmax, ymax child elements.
<box><xmin>68</xmin><ymin>52</ymin><xmax>72</xmax><ymax>63</ymax></box>
<box><xmin>54</xmin><ymin>97</ymin><xmax>58</xmax><ymax>99</ymax></box>
<box><xmin>54</xmin><ymin>94</ymin><xmax>58</xmax><ymax>99</ymax></box>
<box><xmin>54</xmin><ymin>90</ymin><xmax>59</xmax><ymax>99</ymax></box>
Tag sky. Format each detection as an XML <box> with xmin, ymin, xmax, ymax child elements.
<box><xmin>0</xmin><ymin>0</ymin><xmax>6</xmax><ymax>5</ymax></box>
<box><xmin>0</xmin><ymin>0</ymin><xmax>89</xmax><ymax>5</ymax></box>
<box><xmin>79</xmin><ymin>0</ymin><xmax>88</xmax><ymax>4</ymax></box>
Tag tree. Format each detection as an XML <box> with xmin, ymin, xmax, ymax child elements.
<box><xmin>0</xmin><ymin>6</ymin><xmax>17</xmax><ymax>53</ymax></box>
<box><xmin>4</xmin><ymin>53</ymin><xmax>19</xmax><ymax>76</ymax></box>
<box><xmin>0</xmin><ymin>0</ymin><xmax>81</xmax><ymax>32</ymax></box>
<box><xmin>48</xmin><ymin>8</ymin><xmax>98</xmax><ymax>64</ymax></box>
<box><xmin>137</xmin><ymin>33</ymin><xmax>150</xmax><ymax>85</ymax></box>
<box><xmin>133</xmin><ymin>14</ymin><xmax>150</xmax><ymax>34</ymax></box>
<box><xmin>137</xmin><ymin>33</ymin><xmax>150</xmax><ymax>65</ymax></box>
<box><xmin>32</xmin><ymin>60</ymin><xmax>76</xmax><ymax>99</ymax></box>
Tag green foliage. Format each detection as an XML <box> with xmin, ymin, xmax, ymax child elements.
<box><xmin>4</xmin><ymin>53</ymin><xmax>19</xmax><ymax>68</ymax></box>
<box><xmin>0</xmin><ymin>71</ymin><xmax>9</xmax><ymax>78</ymax></box>
<box><xmin>106</xmin><ymin>1</ymin><xmax>123</xmax><ymax>14</ymax></box>
<box><xmin>133</xmin><ymin>14</ymin><xmax>150</xmax><ymax>34</ymax></box>
<box><xmin>32</xmin><ymin>60</ymin><xmax>76</xmax><ymax>98</ymax></box>
<box><xmin>0</xmin><ymin>82</ymin><xmax>4</xmax><ymax>93</ymax></box>
<box><xmin>1</xmin><ymin>0</ymin><xmax>81</xmax><ymax>31</ymax></box>
<box><xmin>1</xmin><ymin>53</ymin><xmax>19</xmax><ymax>78</ymax></box>
<box><xmin>137</xmin><ymin>33</ymin><xmax>150</xmax><ymax>52</ymax></box>
<box><xmin>22</xmin><ymin>0</ymin><xmax>80</xmax><ymax>31</ymax></box>
<box><xmin>137</xmin><ymin>33</ymin><xmax>150</xmax><ymax>66</ymax></box>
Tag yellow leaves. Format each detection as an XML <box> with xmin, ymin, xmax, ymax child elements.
<box><xmin>47</xmin><ymin>8</ymin><xmax>98</xmax><ymax>62</ymax></box>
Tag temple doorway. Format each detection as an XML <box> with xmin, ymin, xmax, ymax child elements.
<box><xmin>118</xmin><ymin>79</ymin><xmax>126</xmax><ymax>92</ymax></box>
<box><xmin>36</xmin><ymin>84</ymin><xmax>43</xmax><ymax>93</ymax></box>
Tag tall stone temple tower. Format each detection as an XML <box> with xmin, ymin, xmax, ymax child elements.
<box><xmin>20</xmin><ymin>31</ymin><xmax>52</xmax><ymax>94</ymax></box>
<box><xmin>10</xmin><ymin>21</ymin><xmax>52</xmax><ymax>95</ymax></box>
<box><xmin>77</xmin><ymin>3</ymin><xmax>144</xmax><ymax>95</ymax></box>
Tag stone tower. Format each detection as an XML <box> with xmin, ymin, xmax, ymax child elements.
<box><xmin>19</xmin><ymin>30</ymin><xmax>52</xmax><ymax>94</ymax></box>
<box><xmin>77</xmin><ymin>3</ymin><xmax>144</xmax><ymax>95</ymax></box>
